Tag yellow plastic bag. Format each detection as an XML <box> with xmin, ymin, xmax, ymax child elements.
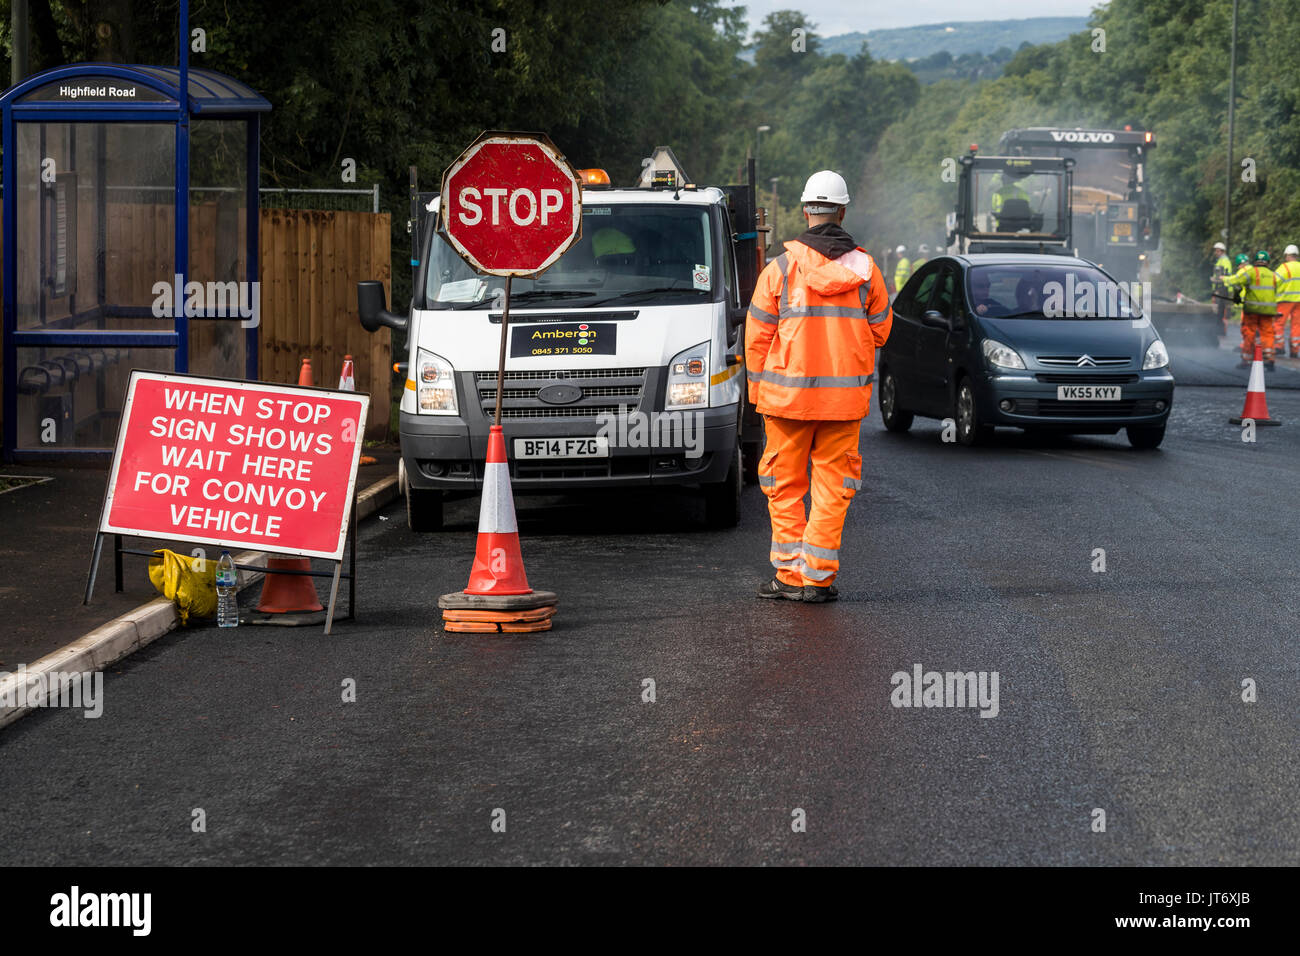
<box><xmin>148</xmin><ymin>549</ymin><xmax>218</xmax><ymax>625</ymax></box>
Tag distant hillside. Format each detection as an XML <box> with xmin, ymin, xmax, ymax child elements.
<box><xmin>822</xmin><ymin>17</ymin><xmax>1089</xmax><ymax>62</ymax></box>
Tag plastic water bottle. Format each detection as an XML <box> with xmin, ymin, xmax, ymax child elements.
<box><xmin>216</xmin><ymin>551</ymin><xmax>239</xmax><ymax>628</ymax></box>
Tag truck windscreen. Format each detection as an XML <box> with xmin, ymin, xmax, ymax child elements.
<box><xmin>974</xmin><ymin>169</ymin><xmax>1066</xmax><ymax>237</ymax></box>
<box><xmin>425</xmin><ymin>203</ymin><xmax>715</xmax><ymax>309</ymax></box>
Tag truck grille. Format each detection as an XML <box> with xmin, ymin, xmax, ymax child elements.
<box><xmin>475</xmin><ymin>368</ymin><xmax>647</xmax><ymax>420</ymax></box>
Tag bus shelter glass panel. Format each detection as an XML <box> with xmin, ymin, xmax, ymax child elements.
<box><xmin>16</xmin><ymin>121</ymin><xmax>175</xmax><ymax>330</ymax></box>
<box><xmin>15</xmin><ymin>344</ymin><xmax>172</xmax><ymax>449</ymax></box>
<box><xmin>187</xmin><ymin>119</ymin><xmax>249</xmax><ymax>382</ymax></box>
<box><xmin>13</xmin><ymin>120</ymin><xmax>176</xmax><ymax>451</ymax></box>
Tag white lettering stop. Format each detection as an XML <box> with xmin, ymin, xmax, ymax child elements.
<box><xmin>458</xmin><ymin>186</ymin><xmax>565</xmax><ymax>227</ymax></box>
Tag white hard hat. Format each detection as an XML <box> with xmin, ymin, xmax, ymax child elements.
<box><xmin>1286</xmin><ymin>244</ymin><xmax>1299</xmax><ymax>256</ymax></box>
<box><xmin>1213</xmin><ymin>241</ymin><xmax>1226</xmax><ymax>251</ymax></box>
<box><xmin>800</xmin><ymin>170</ymin><xmax>850</xmax><ymax>206</ymax></box>
<box><xmin>895</xmin><ymin>245</ymin><xmax>906</xmax><ymax>254</ymax></box>
<box><xmin>918</xmin><ymin>243</ymin><xmax>930</xmax><ymax>254</ymax></box>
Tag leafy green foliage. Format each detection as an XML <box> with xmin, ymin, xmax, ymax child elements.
<box><xmin>0</xmin><ymin>1</ymin><xmax>1288</xmax><ymax>302</ymax></box>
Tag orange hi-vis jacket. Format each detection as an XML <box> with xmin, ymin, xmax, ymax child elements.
<box><xmin>745</xmin><ymin>240</ymin><xmax>893</xmax><ymax>421</ymax></box>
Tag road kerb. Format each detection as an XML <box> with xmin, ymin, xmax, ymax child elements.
<box><xmin>0</xmin><ymin>471</ymin><xmax>400</xmax><ymax>731</ymax></box>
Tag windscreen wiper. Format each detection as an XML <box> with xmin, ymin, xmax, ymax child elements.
<box><xmin>591</xmin><ymin>287</ymin><xmax>704</xmax><ymax>305</ymax></box>
<box><xmin>505</xmin><ymin>290</ymin><xmax>598</xmax><ymax>301</ymax></box>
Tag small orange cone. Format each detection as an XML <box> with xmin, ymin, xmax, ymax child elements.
<box><xmin>298</xmin><ymin>357</ymin><xmax>314</xmax><ymax>387</ymax></box>
<box><xmin>338</xmin><ymin>355</ymin><xmax>355</xmax><ymax>391</ymax></box>
<box><xmin>255</xmin><ymin>557</ymin><xmax>324</xmax><ymax>612</ymax></box>
<box><xmin>465</xmin><ymin>425</ymin><xmax>531</xmax><ymax>595</ymax></box>
<box><xmin>1229</xmin><ymin>344</ymin><xmax>1282</xmax><ymax>426</ymax></box>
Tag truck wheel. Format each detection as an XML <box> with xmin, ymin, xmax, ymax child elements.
<box><xmin>1126</xmin><ymin>424</ymin><xmax>1166</xmax><ymax>450</ymax></box>
<box><xmin>406</xmin><ymin>485</ymin><xmax>444</xmax><ymax>532</ymax></box>
<box><xmin>704</xmin><ymin>439</ymin><xmax>742</xmax><ymax>529</ymax></box>
<box><xmin>879</xmin><ymin>368</ymin><xmax>913</xmax><ymax>432</ymax></box>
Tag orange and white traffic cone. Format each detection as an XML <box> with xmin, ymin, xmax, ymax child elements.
<box><xmin>466</xmin><ymin>425</ymin><xmax>531</xmax><ymax>595</ymax></box>
<box><xmin>338</xmin><ymin>355</ymin><xmax>355</xmax><ymax>391</ymax></box>
<box><xmin>438</xmin><ymin>424</ymin><xmax>557</xmax><ymax>633</ymax></box>
<box><xmin>1230</xmin><ymin>344</ymin><xmax>1282</xmax><ymax>426</ymax></box>
<box><xmin>298</xmin><ymin>357</ymin><xmax>314</xmax><ymax>387</ymax></box>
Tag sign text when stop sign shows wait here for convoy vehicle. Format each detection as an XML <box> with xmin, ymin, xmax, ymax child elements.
<box><xmin>439</xmin><ymin>131</ymin><xmax>583</xmax><ymax>276</ymax></box>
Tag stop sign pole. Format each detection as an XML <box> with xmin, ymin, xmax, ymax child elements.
<box><xmin>439</xmin><ymin>131</ymin><xmax>583</xmax><ymax>425</ymax></box>
<box><xmin>435</xmin><ymin>132</ymin><xmax>578</xmax><ymax>622</ymax></box>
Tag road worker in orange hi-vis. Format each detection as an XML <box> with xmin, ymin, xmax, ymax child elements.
<box><xmin>745</xmin><ymin>170</ymin><xmax>893</xmax><ymax>603</ymax></box>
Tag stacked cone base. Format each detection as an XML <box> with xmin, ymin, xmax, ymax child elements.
<box><xmin>438</xmin><ymin>590</ymin><xmax>558</xmax><ymax>634</ymax></box>
<box><xmin>1229</xmin><ymin>415</ymin><xmax>1281</xmax><ymax>426</ymax></box>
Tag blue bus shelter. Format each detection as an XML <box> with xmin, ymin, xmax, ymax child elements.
<box><xmin>1</xmin><ymin>63</ymin><xmax>270</xmax><ymax>461</ymax></box>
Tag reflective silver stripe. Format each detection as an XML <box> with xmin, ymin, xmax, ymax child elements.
<box><xmin>859</xmin><ymin>284</ymin><xmax>869</xmax><ymax>308</ymax></box>
<box><xmin>783</xmin><ymin>305</ymin><xmax>875</xmax><ymax>318</ymax></box>
<box><xmin>771</xmin><ymin>556</ymin><xmax>803</xmax><ymax>570</ymax></box>
<box><xmin>802</xmin><ymin>566</ymin><xmax>835</xmax><ymax>582</ymax></box>
<box><xmin>866</xmin><ymin>307</ymin><xmax>890</xmax><ymax>325</ymax></box>
<box><xmin>747</xmin><ymin>370</ymin><xmax>874</xmax><ymax>389</ymax></box>
<box><xmin>842</xmin><ymin>477</ymin><xmax>862</xmax><ymax>491</ymax></box>
<box><xmin>757</xmin><ymin>475</ymin><xmax>775</xmax><ymax>487</ymax></box>
<box><xmin>770</xmin><ymin>540</ymin><xmax>803</xmax><ymax>554</ymax></box>
<box><xmin>801</xmin><ymin>542</ymin><xmax>839</xmax><ymax>561</ymax></box>
<box><xmin>748</xmin><ymin>305</ymin><xmax>779</xmax><ymax>324</ymax></box>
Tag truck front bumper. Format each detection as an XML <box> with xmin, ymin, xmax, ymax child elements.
<box><xmin>401</xmin><ymin>405</ymin><xmax>738</xmax><ymax>492</ymax></box>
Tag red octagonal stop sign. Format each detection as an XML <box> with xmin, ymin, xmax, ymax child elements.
<box><xmin>440</xmin><ymin>132</ymin><xmax>582</xmax><ymax>277</ymax></box>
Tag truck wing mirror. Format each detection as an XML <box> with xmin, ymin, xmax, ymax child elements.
<box><xmin>357</xmin><ymin>280</ymin><xmax>408</xmax><ymax>332</ymax></box>
<box><xmin>921</xmin><ymin>310</ymin><xmax>950</xmax><ymax>329</ymax></box>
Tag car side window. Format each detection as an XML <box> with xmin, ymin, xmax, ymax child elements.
<box><xmin>931</xmin><ymin>264</ymin><xmax>958</xmax><ymax>318</ymax></box>
<box><xmin>898</xmin><ymin>261</ymin><xmax>943</xmax><ymax>316</ymax></box>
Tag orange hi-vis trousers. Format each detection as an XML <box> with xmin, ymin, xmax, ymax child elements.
<box><xmin>1242</xmin><ymin>312</ymin><xmax>1276</xmax><ymax>360</ymax></box>
<box><xmin>1277</xmin><ymin>301</ymin><xmax>1300</xmax><ymax>354</ymax></box>
<box><xmin>758</xmin><ymin>416</ymin><xmax>862</xmax><ymax>588</ymax></box>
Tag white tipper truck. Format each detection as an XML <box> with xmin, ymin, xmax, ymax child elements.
<box><xmin>357</xmin><ymin>153</ymin><xmax>766</xmax><ymax>531</ymax></box>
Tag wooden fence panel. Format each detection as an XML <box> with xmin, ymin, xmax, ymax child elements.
<box><xmin>257</xmin><ymin>208</ymin><xmax>391</xmax><ymax>437</ymax></box>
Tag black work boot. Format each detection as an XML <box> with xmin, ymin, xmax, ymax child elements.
<box><xmin>757</xmin><ymin>577</ymin><xmax>803</xmax><ymax>601</ymax></box>
<box><xmin>802</xmin><ymin>584</ymin><xmax>839</xmax><ymax>603</ymax></box>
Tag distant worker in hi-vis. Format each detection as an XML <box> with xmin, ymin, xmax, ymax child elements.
<box><xmin>745</xmin><ymin>170</ymin><xmax>893</xmax><ymax>603</ymax></box>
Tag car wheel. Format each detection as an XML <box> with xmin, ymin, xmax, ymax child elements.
<box><xmin>704</xmin><ymin>437</ymin><xmax>743</xmax><ymax>529</ymax></box>
<box><xmin>955</xmin><ymin>378</ymin><xmax>992</xmax><ymax>447</ymax></box>
<box><xmin>406</xmin><ymin>484</ymin><xmax>444</xmax><ymax>531</ymax></box>
<box><xmin>1126</xmin><ymin>424</ymin><xmax>1166</xmax><ymax>450</ymax></box>
<box><xmin>879</xmin><ymin>368</ymin><xmax>914</xmax><ymax>432</ymax></box>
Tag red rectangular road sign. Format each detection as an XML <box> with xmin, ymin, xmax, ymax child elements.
<box><xmin>100</xmin><ymin>371</ymin><xmax>369</xmax><ymax>560</ymax></box>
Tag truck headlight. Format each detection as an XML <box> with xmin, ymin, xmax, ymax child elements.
<box><xmin>666</xmin><ymin>341</ymin><xmax>709</xmax><ymax>409</ymax></box>
<box><xmin>982</xmin><ymin>338</ymin><xmax>1026</xmax><ymax>370</ymax></box>
<box><xmin>1143</xmin><ymin>339</ymin><xmax>1169</xmax><ymax>369</ymax></box>
<box><xmin>416</xmin><ymin>349</ymin><xmax>458</xmax><ymax>414</ymax></box>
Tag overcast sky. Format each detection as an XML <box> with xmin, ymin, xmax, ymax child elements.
<box><xmin>726</xmin><ymin>1</ymin><xmax>1104</xmax><ymax>36</ymax></box>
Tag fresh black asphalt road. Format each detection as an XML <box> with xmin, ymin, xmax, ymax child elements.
<box><xmin>1</xmin><ymin>384</ymin><xmax>1297</xmax><ymax>866</ymax></box>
